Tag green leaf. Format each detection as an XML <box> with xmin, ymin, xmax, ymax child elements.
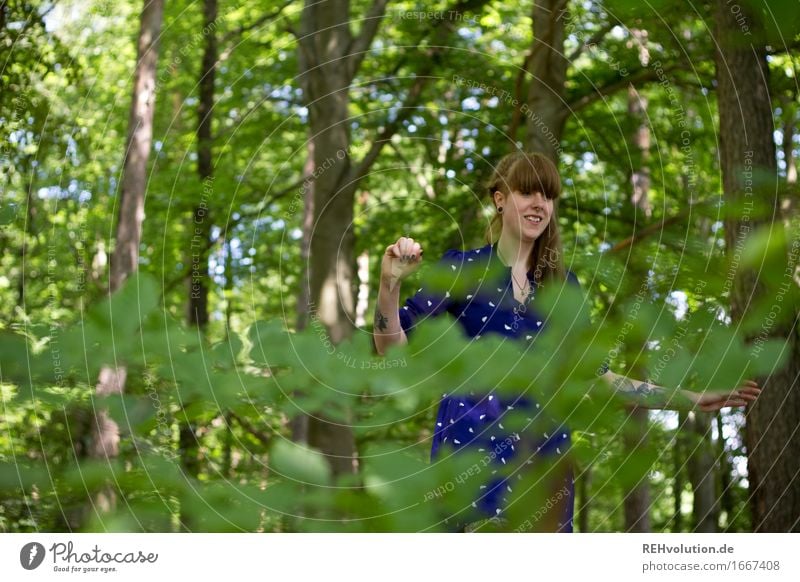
<box><xmin>85</xmin><ymin>272</ymin><xmax>160</xmax><ymax>346</ymax></box>
<box><xmin>269</xmin><ymin>439</ymin><xmax>331</xmax><ymax>486</ymax></box>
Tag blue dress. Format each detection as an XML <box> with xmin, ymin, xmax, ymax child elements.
<box><xmin>398</xmin><ymin>241</ymin><xmax>607</xmax><ymax>532</ymax></box>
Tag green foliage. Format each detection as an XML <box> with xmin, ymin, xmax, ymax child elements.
<box><xmin>1</xmin><ymin>0</ymin><xmax>797</xmax><ymax>533</ymax></box>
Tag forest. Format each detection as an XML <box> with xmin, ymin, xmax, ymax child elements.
<box><xmin>1</xmin><ymin>0</ymin><xmax>799</xmax><ymax>533</ymax></box>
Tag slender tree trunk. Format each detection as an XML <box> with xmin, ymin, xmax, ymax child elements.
<box><xmin>295</xmin><ymin>142</ymin><xmax>315</xmax><ymax>333</ymax></box>
<box><xmin>628</xmin><ymin>84</ymin><xmax>652</xmax><ymax>218</ymax></box>
<box><xmin>673</xmin><ymin>412</ymin><xmax>687</xmax><ymax>532</ymax></box>
<box><xmin>622</xmin><ymin>406</ymin><xmax>651</xmax><ymax>532</ymax></box>
<box><xmin>188</xmin><ymin>0</ymin><xmax>217</xmax><ymax>329</ymax></box>
<box><xmin>622</xmin><ymin>53</ymin><xmax>653</xmax><ymax>531</ymax></box>
<box><xmin>782</xmin><ymin>98</ymin><xmax>797</xmax><ymax>185</ymax></box>
<box><xmin>223</xmin><ymin>239</ymin><xmax>233</xmax><ymax>330</ymax></box>
<box><xmin>716</xmin><ymin>411</ymin><xmax>734</xmax><ymax>529</ymax></box>
<box><xmin>576</xmin><ymin>460</ymin><xmax>591</xmax><ymax>532</ymax></box>
<box><xmin>17</xmin><ymin>161</ymin><xmax>36</xmax><ymax>311</ymax></box>
<box><xmin>87</xmin><ymin>0</ymin><xmax>164</xmax><ymax>525</ymax></box>
<box><xmin>355</xmin><ymin>249</ymin><xmax>370</xmax><ymax>327</ymax></box>
<box><xmin>715</xmin><ymin>0</ymin><xmax>800</xmax><ymax>532</ymax></box>
<box><xmin>179</xmin><ymin>0</ymin><xmax>219</xmax><ymax>531</ymax></box>
<box><xmin>686</xmin><ymin>411</ymin><xmax>718</xmax><ymax>532</ymax></box>
<box><xmin>222</xmin><ymin>412</ymin><xmax>233</xmax><ymax>477</ymax></box>
<box><xmin>288</xmin><ymin>145</ymin><xmax>315</xmax><ymax>445</ymax></box>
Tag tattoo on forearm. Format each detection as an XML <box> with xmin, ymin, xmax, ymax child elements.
<box><xmin>374</xmin><ymin>309</ymin><xmax>388</xmax><ymax>332</ymax></box>
<box><xmin>611</xmin><ymin>375</ymin><xmax>636</xmax><ymax>393</ymax></box>
<box><xmin>611</xmin><ymin>375</ymin><xmax>665</xmax><ymax>407</ymax></box>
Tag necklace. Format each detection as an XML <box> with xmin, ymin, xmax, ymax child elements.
<box><xmin>510</xmin><ymin>269</ymin><xmax>531</xmax><ymax>300</ymax></box>
<box><xmin>497</xmin><ymin>246</ymin><xmax>531</xmax><ymax>300</ymax></box>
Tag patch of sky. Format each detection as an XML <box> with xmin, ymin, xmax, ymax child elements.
<box><xmin>461</xmin><ymin>96</ymin><xmax>481</xmax><ymax>111</ymax></box>
<box><xmin>667</xmin><ymin>290</ymin><xmax>689</xmax><ymax>320</ymax></box>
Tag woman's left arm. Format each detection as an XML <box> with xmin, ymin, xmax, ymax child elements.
<box><xmin>597</xmin><ymin>370</ymin><xmax>761</xmax><ymax>412</ymax></box>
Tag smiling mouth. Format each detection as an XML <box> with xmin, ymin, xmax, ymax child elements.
<box><xmin>524</xmin><ymin>215</ymin><xmax>543</xmax><ymax>223</ymax></box>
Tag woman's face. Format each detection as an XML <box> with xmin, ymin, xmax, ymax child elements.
<box><xmin>495</xmin><ymin>189</ymin><xmax>553</xmax><ymax>242</ymax></box>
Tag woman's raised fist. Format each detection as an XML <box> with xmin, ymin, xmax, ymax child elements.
<box><xmin>381</xmin><ymin>236</ymin><xmax>423</xmax><ymax>290</ymax></box>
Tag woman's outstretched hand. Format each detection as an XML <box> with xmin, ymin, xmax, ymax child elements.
<box><xmin>692</xmin><ymin>379</ymin><xmax>762</xmax><ymax>412</ymax></box>
<box><xmin>381</xmin><ymin>236</ymin><xmax>423</xmax><ymax>291</ymax></box>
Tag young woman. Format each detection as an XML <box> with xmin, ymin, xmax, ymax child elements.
<box><xmin>373</xmin><ymin>151</ymin><xmax>761</xmax><ymax>532</ymax></box>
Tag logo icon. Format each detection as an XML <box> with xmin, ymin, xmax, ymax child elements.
<box><xmin>20</xmin><ymin>542</ymin><xmax>46</xmax><ymax>570</ymax></box>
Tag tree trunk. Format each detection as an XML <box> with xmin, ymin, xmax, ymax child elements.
<box><xmin>716</xmin><ymin>411</ymin><xmax>734</xmax><ymax>529</ymax></box>
<box><xmin>17</xmin><ymin>161</ymin><xmax>37</xmax><ymax>311</ymax></box>
<box><xmin>298</xmin><ymin>0</ymin><xmax>360</xmax><ymax>477</ymax></box>
<box><xmin>188</xmin><ymin>0</ymin><xmax>217</xmax><ymax>329</ymax></box>
<box><xmin>576</xmin><ymin>459</ymin><xmax>591</xmax><ymax>532</ymax></box>
<box><xmin>686</xmin><ymin>411</ymin><xmax>718</xmax><ymax>532</ymax></box>
<box><xmin>355</xmin><ymin>249</ymin><xmax>370</xmax><ymax>327</ymax></box>
<box><xmin>110</xmin><ymin>0</ymin><xmax>164</xmax><ymax>293</ymax></box>
<box><xmin>628</xmin><ymin>83</ymin><xmax>652</xmax><ymax>218</ymax></box>
<box><xmin>715</xmin><ymin>0</ymin><xmax>800</xmax><ymax>532</ymax></box>
<box><xmin>88</xmin><ymin>0</ymin><xmax>164</xmax><ymax>525</ymax></box>
<box><xmin>525</xmin><ymin>0</ymin><xmax>569</xmax><ymax>162</ymax></box>
<box><xmin>622</xmin><ymin>406</ymin><xmax>651</xmax><ymax>532</ymax></box>
<box><xmin>673</xmin><ymin>412</ymin><xmax>687</xmax><ymax>531</ymax></box>
<box><xmin>295</xmin><ymin>141</ymin><xmax>315</xmax><ymax>334</ymax></box>
<box><xmin>295</xmin><ymin>0</ymin><xmax>490</xmax><ymax>476</ymax></box>
<box><xmin>622</xmin><ymin>55</ymin><xmax>653</xmax><ymax>531</ymax></box>
<box><xmin>289</xmin><ymin>62</ymin><xmax>316</xmax><ymax>448</ymax></box>
<box><xmin>179</xmin><ymin>0</ymin><xmax>219</xmax><ymax>531</ymax></box>
<box><xmin>782</xmin><ymin>97</ymin><xmax>797</xmax><ymax>185</ymax></box>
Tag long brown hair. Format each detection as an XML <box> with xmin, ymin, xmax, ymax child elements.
<box><xmin>484</xmin><ymin>151</ymin><xmax>566</xmax><ymax>287</ymax></box>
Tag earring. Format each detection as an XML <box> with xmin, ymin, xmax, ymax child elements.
<box><xmin>498</xmin><ymin>206</ymin><xmax>503</xmax><ymax>213</ymax></box>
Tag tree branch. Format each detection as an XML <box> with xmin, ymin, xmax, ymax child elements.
<box><xmin>347</xmin><ymin>0</ymin><xmax>493</xmax><ymax>184</ymax></box>
<box><xmin>766</xmin><ymin>39</ymin><xmax>800</xmax><ymax>56</ymax></box>
<box><xmin>509</xmin><ymin>48</ymin><xmax>534</xmax><ymax>143</ymax></box>
<box><xmin>608</xmin><ymin>206</ymin><xmax>697</xmax><ymax>253</ymax></box>
<box><xmin>348</xmin><ymin>72</ymin><xmax>432</xmax><ymax>185</ymax></box>
<box><xmin>346</xmin><ymin>0</ymin><xmax>390</xmax><ymax>83</ymax></box>
<box><xmin>566</xmin><ymin>21</ymin><xmax>616</xmax><ymax>63</ymax></box>
<box><xmin>229</xmin><ymin>411</ymin><xmax>272</xmax><ymax>446</ymax></box>
<box><xmin>568</xmin><ymin>64</ymin><xmax>681</xmax><ymax>114</ymax></box>
<box><xmin>389</xmin><ymin>141</ymin><xmax>436</xmax><ymax>199</ymax></box>
<box><xmin>212</xmin><ymin>92</ymin><xmax>302</xmax><ymax>141</ymax></box>
<box><xmin>220</xmin><ymin>0</ymin><xmax>294</xmax><ymax>48</ymax></box>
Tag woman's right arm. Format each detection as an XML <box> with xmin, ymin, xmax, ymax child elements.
<box><xmin>373</xmin><ymin>236</ymin><xmax>423</xmax><ymax>356</ymax></box>
<box><xmin>373</xmin><ymin>275</ymin><xmax>407</xmax><ymax>356</ymax></box>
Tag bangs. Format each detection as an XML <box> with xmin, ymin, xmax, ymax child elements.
<box><xmin>502</xmin><ymin>154</ymin><xmax>561</xmax><ymax>199</ymax></box>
